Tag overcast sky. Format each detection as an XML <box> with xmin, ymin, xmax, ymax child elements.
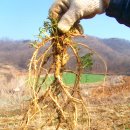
<box><xmin>0</xmin><ymin>0</ymin><xmax>130</xmax><ymax>41</ymax></box>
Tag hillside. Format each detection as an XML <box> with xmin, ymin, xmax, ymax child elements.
<box><xmin>75</xmin><ymin>36</ymin><xmax>130</xmax><ymax>74</ymax></box>
<box><xmin>0</xmin><ymin>39</ymin><xmax>34</xmax><ymax>69</ymax></box>
<box><xmin>0</xmin><ymin>36</ymin><xmax>130</xmax><ymax>74</ymax></box>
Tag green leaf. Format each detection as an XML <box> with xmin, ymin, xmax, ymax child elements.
<box><xmin>80</xmin><ymin>53</ymin><xmax>93</xmax><ymax>70</ymax></box>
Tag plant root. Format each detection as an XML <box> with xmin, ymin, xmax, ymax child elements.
<box><xmin>20</xmin><ymin>19</ymin><xmax>107</xmax><ymax>130</ymax></box>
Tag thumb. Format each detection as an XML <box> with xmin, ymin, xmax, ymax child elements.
<box><xmin>58</xmin><ymin>8</ymin><xmax>80</xmax><ymax>33</ymax></box>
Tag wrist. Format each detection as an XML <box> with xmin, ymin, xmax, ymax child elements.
<box><xmin>96</xmin><ymin>0</ymin><xmax>110</xmax><ymax>14</ymax></box>
<box><xmin>103</xmin><ymin>0</ymin><xmax>110</xmax><ymax>9</ymax></box>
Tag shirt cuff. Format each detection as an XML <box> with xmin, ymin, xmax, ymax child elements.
<box><xmin>105</xmin><ymin>0</ymin><xmax>124</xmax><ymax>18</ymax></box>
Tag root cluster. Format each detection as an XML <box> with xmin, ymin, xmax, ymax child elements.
<box><xmin>20</xmin><ymin>19</ymin><xmax>107</xmax><ymax>130</ymax></box>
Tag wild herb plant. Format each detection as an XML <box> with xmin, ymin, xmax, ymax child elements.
<box><xmin>21</xmin><ymin>18</ymin><xmax>107</xmax><ymax>130</ymax></box>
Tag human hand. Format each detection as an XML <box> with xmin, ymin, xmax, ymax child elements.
<box><xmin>49</xmin><ymin>0</ymin><xmax>110</xmax><ymax>33</ymax></box>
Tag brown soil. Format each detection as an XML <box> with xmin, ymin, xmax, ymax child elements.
<box><xmin>0</xmin><ymin>75</ymin><xmax>130</xmax><ymax>130</ymax></box>
<box><xmin>80</xmin><ymin>76</ymin><xmax>130</xmax><ymax>130</ymax></box>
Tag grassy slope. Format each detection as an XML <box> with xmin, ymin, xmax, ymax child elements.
<box><xmin>40</xmin><ymin>73</ymin><xmax>104</xmax><ymax>89</ymax></box>
<box><xmin>63</xmin><ymin>73</ymin><xmax>104</xmax><ymax>85</ymax></box>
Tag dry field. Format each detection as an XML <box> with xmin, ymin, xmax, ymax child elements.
<box><xmin>81</xmin><ymin>76</ymin><xmax>130</xmax><ymax>130</ymax></box>
<box><xmin>0</xmin><ymin>66</ymin><xmax>130</xmax><ymax>130</ymax></box>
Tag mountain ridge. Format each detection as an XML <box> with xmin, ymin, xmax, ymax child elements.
<box><xmin>0</xmin><ymin>36</ymin><xmax>130</xmax><ymax>74</ymax></box>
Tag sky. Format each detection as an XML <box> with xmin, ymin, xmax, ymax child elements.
<box><xmin>0</xmin><ymin>0</ymin><xmax>130</xmax><ymax>41</ymax></box>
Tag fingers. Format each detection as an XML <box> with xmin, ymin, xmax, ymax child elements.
<box><xmin>58</xmin><ymin>8</ymin><xmax>81</xmax><ymax>32</ymax></box>
<box><xmin>49</xmin><ymin>0</ymin><xmax>82</xmax><ymax>32</ymax></box>
<box><xmin>49</xmin><ymin>0</ymin><xmax>69</xmax><ymax>20</ymax></box>
<box><xmin>49</xmin><ymin>0</ymin><xmax>106</xmax><ymax>33</ymax></box>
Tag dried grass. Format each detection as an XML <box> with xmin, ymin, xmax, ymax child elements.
<box><xmin>0</xmin><ymin>74</ymin><xmax>31</xmax><ymax>129</ymax></box>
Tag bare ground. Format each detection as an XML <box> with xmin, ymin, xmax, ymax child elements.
<box><xmin>81</xmin><ymin>76</ymin><xmax>130</xmax><ymax>130</ymax></box>
<box><xmin>0</xmin><ymin>73</ymin><xmax>130</xmax><ymax>130</ymax></box>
